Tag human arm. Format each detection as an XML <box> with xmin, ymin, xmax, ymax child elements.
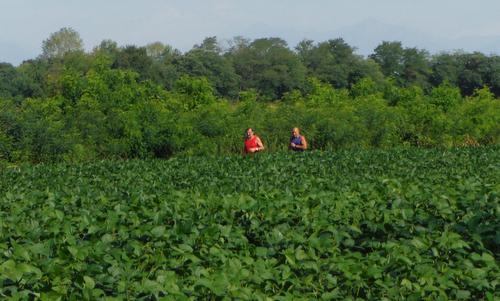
<box><xmin>252</xmin><ymin>136</ymin><xmax>265</xmax><ymax>152</ymax></box>
<box><xmin>298</xmin><ymin>136</ymin><xmax>308</xmax><ymax>150</ymax></box>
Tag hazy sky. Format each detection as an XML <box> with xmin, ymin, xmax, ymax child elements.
<box><xmin>2</xmin><ymin>0</ymin><xmax>500</xmax><ymax>65</ymax></box>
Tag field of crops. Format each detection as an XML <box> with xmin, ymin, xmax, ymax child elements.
<box><xmin>0</xmin><ymin>147</ymin><xmax>499</xmax><ymax>300</ymax></box>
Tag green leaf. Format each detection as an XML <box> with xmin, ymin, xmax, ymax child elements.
<box><xmin>295</xmin><ymin>248</ymin><xmax>308</xmax><ymax>261</ymax></box>
<box><xmin>456</xmin><ymin>290</ymin><xmax>470</xmax><ymax>300</ymax></box>
<box><xmin>0</xmin><ymin>260</ymin><xmax>23</xmax><ymax>281</ymax></box>
<box><xmin>284</xmin><ymin>249</ymin><xmax>296</xmax><ymax>266</ymax></box>
<box><xmin>255</xmin><ymin>247</ymin><xmax>268</xmax><ymax>257</ymax></box>
<box><xmin>411</xmin><ymin>238</ymin><xmax>426</xmax><ymax>249</ymax></box>
<box><xmin>401</xmin><ymin>278</ymin><xmax>412</xmax><ymax>289</ymax></box>
<box><xmin>67</xmin><ymin>246</ymin><xmax>79</xmax><ymax>258</ymax></box>
<box><xmin>349</xmin><ymin>225</ymin><xmax>362</xmax><ymax>234</ymax></box>
<box><xmin>13</xmin><ymin>244</ymin><xmax>31</xmax><ymax>261</ymax></box>
<box><xmin>481</xmin><ymin>252</ymin><xmax>494</xmax><ymax>263</ymax></box>
<box><xmin>485</xmin><ymin>292</ymin><xmax>494</xmax><ymax>301</ymax></box>
<box><xmin>17</xmin><ymin>263</ymin><xmax>42</xmax><ymax>278</ymax></box>
<box><xmin>151</xmin><ymin>225</ymin><xmax>165</xmax><ymax>238</ymax></box>
<box><xmin>84</xmin><ymin>276</ymin><xmax>95</xmax><ymax>289</ymax></box>
<box><xmin>101</xmin><ymin>233</ymin><xmax>114</xmax><ymax>243</ymax></box>
<box><xmin>398</xmin><ymin>255</ymin><xmax>413</xmax><ymax>266</ymax></box>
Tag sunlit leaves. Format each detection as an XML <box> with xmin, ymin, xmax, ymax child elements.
<box><xmin>0</xmin><ymin>147</ymin><xmax>498</xmax><ymax>299</ymax></box>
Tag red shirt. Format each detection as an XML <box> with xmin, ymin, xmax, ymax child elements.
<box><xmin>244</xmin><ymin>135</ymin><xmax>259</xmax><ymax>153</ymax></box>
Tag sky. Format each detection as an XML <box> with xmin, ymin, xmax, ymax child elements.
<box><xmin>2</xmin><ymin>0</ymin><xmax>500</xmax><ymax>65</ymax></box>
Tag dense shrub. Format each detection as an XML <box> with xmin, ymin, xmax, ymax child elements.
<box><xmin>0</xmin><ymin>64</ymin><xmax>499</xmax><ymax>163</ymax></box>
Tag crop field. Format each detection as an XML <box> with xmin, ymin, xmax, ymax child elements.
<box><xmin>0</xmin><ymin>147</ymin><xmax>499</xmax><ymax>300</ymax></box>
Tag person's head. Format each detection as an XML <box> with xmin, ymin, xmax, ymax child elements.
<box><xmin>291</xmin><ymin>127</ymin><xmax>300</xmax><ymax>137</ymax></box>
<box><xmin>245</xmin><ymin>128</ymin><xmax>254</xmax><ymax>139</ymax></box>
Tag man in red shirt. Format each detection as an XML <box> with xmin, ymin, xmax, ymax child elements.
<box><xmin>243</xmin><ymin>128</ymin><xmax>265</xmax><ymax>154</ymax></box>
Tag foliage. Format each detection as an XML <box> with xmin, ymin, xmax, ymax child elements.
<box><xmin>0</xmin><ymin>63</ymin><xmax>36</xmax><ymax>101</ymax></box>
<box><xmin>6</xmin><ymin>28</ymin><xmax>500</xmax><ymax>103</ymax></box>
<box><xmin>173</xmin><ymin>76</ymin><xmax>217</xmax><ymax>110</ymax></box>
<box><xmin>0</xmin><ymin>71</ymin><xmax>499</xmax><ymax>163</ymax></box>
<box><xmin>112</xmin><ymin>45</ymin><xmax>154</xmax><ymax>81</ymax></box>
<box><xmin>174</xmin><ymin>37</ymin><xmax>240</xmax><ymax>98</ymax></box>
<box><xmin>0</xmin><ymin>148</ymin><xmax>498</xmax><ymax>299</ymax></box>
<box><xmin>41</xmin><ymin>27</ymin><xmax>84</xmax><ymax>60</ymax></box>
<box><xmin>229</xmin><ymin>37</ymin><xmax>307</xmax><ymax>100</ymax></box>
<box><xmin>298</xmin><ymin>38</ymin><xmax>380</xmax><ymax>89</ymax></box>
<box><xmin>1</xmin><ymin>29</ymin><xmax>500</xmax><ymax>163</ymax></box>
<box><xmin>428</xmin><ymin>82</ymin><xmax>462</xmax><ymax>112</ymax></box>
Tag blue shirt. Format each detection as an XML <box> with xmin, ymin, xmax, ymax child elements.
<box><xmin>290</xmin><ymin>135</ymin><xmax>304</xmax><ymax>151</ymax></box>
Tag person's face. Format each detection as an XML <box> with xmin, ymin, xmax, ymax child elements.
<box><xmin>292</xmin><ymin>128</ymin><xmax>299</xmax><ymax>137</ymax></box>
<box><xmin>246</xmin><ymin>129</ymin><xmax>254</xmax><ymax>138</ymax></box>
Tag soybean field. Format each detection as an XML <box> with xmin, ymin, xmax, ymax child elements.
<box><xmin>0</xmin><ymin>147</ymin><xmax>499</xmax><ymax>300</ymax></box>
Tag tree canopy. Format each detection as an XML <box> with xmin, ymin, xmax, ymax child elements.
<box><xmin>0</xmin><ymin>28</ymin><xmax>499</xmax><ymax>163</ymax></box>
<box><xmin>41</xmin><ymin>27</ymin><xmax>84</xmax><ymax>59</ymax></box>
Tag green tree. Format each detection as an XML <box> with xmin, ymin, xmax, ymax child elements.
<box><xmin>18</xmin><ymin>97</ymin><xmax>69</xmax><ymax>162</ymax></box>
<box><xmin>226</xmin><ymin>36</ymin><xmax>251</xmax><ymax>54</ymax></box>
<box><xmin>451</xmin><ymin>86</ymin><xmax>500</xmax><ymax>145</ymax></box>
<box><xmin>229</xmin><ymin>37</ymin><xmax>306</xmax><ymax>100</ymax></box>
<box><xmin>457</xmin><ymin>52</ymin><xmax>488</xmax><ymax>95</ymax></box>
<box><xmin>145</xmin><ymin>42</ymin><xmax>170</xmax><ymax>61</ymax></box>
<box><xmin>349</xmin><ymin>58</ymin><xmax>385</xmax><ymax>87</ymax></box>
<box><xmin>174</xmin><ymin>75</ymin><xmax>217</xmax><ymax>110</ymax></box>
<box><xmin>0</xmin><ymin>98</ymin><xmax>19</xmax><ymax>161</ymax></box>
<box><xmin>371</xmin><ymin>41</ymin><xmax>430</xmax><ymax>88</ymax></box>
<box><xmin>0</xmin><ymin>63</ymin><xmax>38</xmax><ymax>101</ymax></box>
<box><xmin>144</xmin><ymin>42</ymin><xmax>181</xmax><ymax>90</ymax></box>
<box><xmin>174</xmin><ymin>37</ymin><xmax>240</xmax><ymax>98</ymax></box>
<box><xmin>43</xmin><ymin>51</ymin><xmax>91</xmax><ymax>99</ymax></box>
<box><xmin>16</xmin><ymin>59</ymin><xmax>49</xmax><ymax>98</ymax></box>
<box><xmin>484</xmin><ymin>55</ymin><xmax>500</xmax><ymax>97</ymax></box>
<box><xmin>428</xmin><ymin>82</ymin><xmax>462</xmax><ymax>112</ymax></box>
<box><xmin>350</xmin><ymin>77</ymin><xmax>381</xmax><ymax>98</ymax></box>
<box><xmin>113</xmin><ymin>45</ymin><xmax>154</xmax><ymax>81</ymax></box>
<box><xmin>304</xmin><ymin>77</ymin><xmax>350</xmax><ymax>105</ymax></box>
<box><xmin>41</xmin><ymin>27</ymin><xmax>84</xmax><ymax>59</ymax></box>
<box><xmin>370</xmin><ymin>41</ymin><xmax>405</xmax><ymax>80</ymax></box>
<box><xmin>193</xmin><ymin>36</ymin><xmax>222</xmax><ymax>53</ymax></box>
<box><xmin>402</xmin><ymin>47</ymin><xmax>430</xmax><ymax>88</ymax></box>
<box><xmin>92</xmin><ymin>40</ymin><xmax>120</xmax><ymax>63</ymax></box>
<box><xmin>297</xmin><ymin>38</ymin><xmax>378</xmax><ymax>89</ymax></box>
<box><xmin>429</xmin><ymin>52</ymin><xmax>461</xmax><ymax>87</ymax></box>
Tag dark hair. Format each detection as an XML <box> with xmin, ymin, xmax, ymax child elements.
<box><xmin>245</xmin><ymin>128</ymin><xmax>253</xmax><ymax>138</ymax></box>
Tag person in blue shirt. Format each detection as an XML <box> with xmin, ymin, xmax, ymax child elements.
<box><xmin>289</xmin><ymin>127</ymin><xmax>308</xmax><ymax>151</ymax></box>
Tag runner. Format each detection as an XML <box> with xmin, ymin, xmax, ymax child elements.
<box><xmin>289</xmin><ymin>127</ymin><xmax>308</xmax><ymax>151</ymax></box>
<box><xmin>243</xmin><ymin>128</ymin><xmax>265</xmax><ymax>154</ymax></box>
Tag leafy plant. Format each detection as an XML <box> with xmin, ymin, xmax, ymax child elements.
<box><xmin>0</xmin><ymin>147</ymin><xmax>498</xmax><ymax>299</ymax></box>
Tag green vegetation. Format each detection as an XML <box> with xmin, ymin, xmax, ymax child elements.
<box><xmin>0</xmin><ymin>148</ymin><xmax>498</xmax><ymax>300</ymax></box>
<box><xmin>1</xmin><ymin>29</ymin><xmax>499</xmax><ymax>299</ymax></box>
<box><xmin>1</xmin><ymin>28</ymin><xmax>500</xmax><ymax>164</ymax></box>
<box><xmin>1</xmin><ymin>65</ymin><xmax>499</xmax><ymax>163</ymax></box>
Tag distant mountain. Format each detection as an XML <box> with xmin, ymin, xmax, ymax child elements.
<box><xmin>2</xmin><ymin>19</ymin><xmax>500</xmax><ymax>65</ymax></box>
<box><xmin>254</xmin><ymin>19</ymin><xmax>500</xmax><ymax>57</ymax></box>
<box><xmin>0</xmin><ymin>42</ymin><xmax>35</xmax><ymax>66</ymax></box>
<box><xmin>333</xmin><ymin>19</ymin><xmax>500</xmax><ymax>56</ymax></box>
<box><xmin>449</xmin><ymin>35</ymin><xmax>500</xmax><ymax>55</ymax></box>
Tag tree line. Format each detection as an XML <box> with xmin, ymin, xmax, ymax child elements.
<box><xmin>0</xmin><ymin>27</ymin><xmax>499</xmax><ymax>163</ymax></box>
